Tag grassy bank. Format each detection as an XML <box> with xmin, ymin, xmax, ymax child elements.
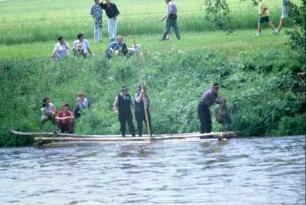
<box><xmin>0</xmin><ymin>0</ymin><xmax>304</xmax><ymax>146</ymax></box>
<box><xmin>0</xmin><ymin>36</ymin><xmax>304</xmax><ymax>146</ymax></box>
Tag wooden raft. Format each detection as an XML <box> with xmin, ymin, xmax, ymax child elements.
<box><xmin>9</xmin><ymin>130</ymin><xmax>238</xmax><ymax>146</ymax></box>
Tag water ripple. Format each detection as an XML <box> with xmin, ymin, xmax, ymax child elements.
<box><xmin>0</xmin><ymin>136</ymin><xmax>304</xmax><ymax>204</ymax></box>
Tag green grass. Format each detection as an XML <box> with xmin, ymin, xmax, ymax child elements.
<box><xmin>0</xmin><ymin>0</ymin><xmax>304</xmax><ymax>146</ymax></box>
<box><xmin>0</xmin><ymin>30</ymin><xmax>290</xmax><ymax>60</ymax></box>
<box><xmin>0</xmin><ymin>0</ymin><xmax>299</xmax><ymax>44</ymax></box>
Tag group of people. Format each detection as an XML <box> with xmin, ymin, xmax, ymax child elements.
<box><xmin>90</xmin><ymin>0</ymin><xmax>120</xmax><ymax>42</ymax></box>
<box><xmin>257</xmin><ymin>0</ymin><xmax>290</xmax><ymax>36</ymax></box>
<box><xmin>51</xmin><ymin>0</ymin><xmax>180</xmax><ymax>60</ymax></box>
<box><xmin>41</xmin><ymin>86</ymin><xmax>151</xmax><ymax>137</ymax></box>
<box><xmin>90</xmin><ymin>0</ymin><xmax>180</xmax><ymax>42</ymax></box>
<box><xmin>51</xmin><ymin>33</ymin><xmax>94</xmax><ymax>60</ymax></box>
<box><xmin>113</xmin><ymin>85</ymin><xmax>152</xmax><ymax>137</ymax></box>
<box><xmin>41</xmin><ymin>92</ymin><xmax>89</xmax><ymax>133</ymax></box>
<box><xmin>41</xmin><ymin>83</ymin><xmax>225</xmax><ymax>137</ymax></box>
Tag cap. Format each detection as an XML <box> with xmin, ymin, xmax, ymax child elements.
<box><xmin>121</xmin><ymin>85</ymin><xmax>129</xmax><ymax>91</ymax></box>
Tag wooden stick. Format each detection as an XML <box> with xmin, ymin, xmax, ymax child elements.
<box><xmin>131</xmin><ymin>23</ymin><xmax>152</xmax><ymax>138</ymax></box>
<box><xmin>33</xmin><ymin>132</ymin><xmax>237</xmax><ymax>143</ymax></box>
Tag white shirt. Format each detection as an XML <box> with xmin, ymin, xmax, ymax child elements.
<box><xmin>73</xmin><ymin>39</ymin><xmax>90</xmax><ymax>54</ymax></box>
<box><xmin>52</xmin><ymin>42</ymin><xmax>69</xmax><ymax>59</ymax></box>
<box><xmin>41</xmin><ymin>103</ymin><xmax>55</xmax><ymax>119</ymax></box>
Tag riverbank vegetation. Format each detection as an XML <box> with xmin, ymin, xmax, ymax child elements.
<box><xmin>0</xmin><ymin>0</ymin><xmax>304</xmax><ymax>146</ymax></box>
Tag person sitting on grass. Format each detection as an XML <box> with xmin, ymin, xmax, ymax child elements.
<box><xmin>73</xmin><ymin>91</ymin><xmax>89</xmax><ymax>119</ymax></box>
<box><xmin>105</xmin><ymin>35</ymin><xmax>129</xmax><ymax>59</ymax></box>
<box><xmin>41</xmin><ymin>97</ymin><xmax>56</xmax><ymax>124</ymax></box>
<box><xmin>256</xmin><ymin>0</ymin><xmax>278</xmax><ymax>36</ymax></box>
<box><xmin>56</xmin><ymin>103</ymin><xmax>75</xmax><ymax>133</ymax></box>
<box><xmin>51</xmin><ymin>36</ymin><xmax>69</xmax><ymax>60</ymax></box>
<box><xmin>73</xmin><ymin>33</ymin><xmax>94</xmax><ymax>58</ymax></box>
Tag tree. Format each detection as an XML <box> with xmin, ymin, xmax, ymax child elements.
<box><xmin>204</xmin><ymin>0</ymin><xmax>232</xmax><ymax>31</ymax></box>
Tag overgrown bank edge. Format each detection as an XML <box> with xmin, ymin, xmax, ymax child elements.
<box><xmin>0</xmin><ymin>47</ymin><xmax>304</xmax><ymax>146</ymax></box>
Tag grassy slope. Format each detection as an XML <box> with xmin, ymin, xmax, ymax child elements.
<box><xmin>0</xmin><ymin>0</ymin><xmax>293</xmax><ymax>44</ymax></box>
<box><xmin>0</xmin><ymin>30</ymin><xmax>289</xmax><ymax>60</ymax></box>
<box><xmin>0</xmin><ymin>0</ymin><xmax>304</xmax><ymax>146</ymax></box>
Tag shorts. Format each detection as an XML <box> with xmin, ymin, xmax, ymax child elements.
<box><xmin>281</xmin><ymin>6</ymin><xmax>288</xmax><ymax>19</ymax></box>
<box><xmin>258</xmin><ymin>16</ymin><xmax>271</xmax><ymax>24</ymax></box>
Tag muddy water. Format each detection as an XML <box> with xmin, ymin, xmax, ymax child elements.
<box><xmin>0</xmin><ymin>136</ymin><xmax>305</xmax><ymax>204</ymax></box>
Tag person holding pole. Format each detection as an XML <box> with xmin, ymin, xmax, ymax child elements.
<box><xmin>113</xmin><ymin>85</ymin><xmax>136</xmax><ymax>137</ymax></box>
<box><xmin>134</xmin><ymin>85</ymin><xmax>152</xmax><ymax>137</ymax></box>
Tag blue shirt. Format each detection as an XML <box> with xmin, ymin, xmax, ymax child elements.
<box><xmin>90</xmin><ymin>4</ymin><xmax>102</xmax><ymax>19</ymax></box>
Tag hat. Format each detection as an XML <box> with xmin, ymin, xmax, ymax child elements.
<box><xmin>121</xmin><ymin>85</ymin><xmax>129</xmax><ymax>91</ymax></box>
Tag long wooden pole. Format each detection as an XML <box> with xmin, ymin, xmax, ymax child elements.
<box><xmin>131</xmin><ymin>23</ymin><xmax>152</xmax><ymax>138</ymax></box>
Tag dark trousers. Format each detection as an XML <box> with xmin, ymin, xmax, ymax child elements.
<box><xmin>42</xmin><ymin>113</ymin><xmax>56</xmax><ymax>124</ymax></box>
<box><xmin>162</xmin><ymin>16</ymin><xmax>180</xmax><ymax>40</ymax></box>
<box><xmin>57</xmin><ymin>121</ymin><xmax>74</xmax><ymax>133</ymax></box>
<box><xmin>73</xmin><ymin>107</ymin><xmax>81</xmax><ymax>119</ymax></box>
<box><xmin>135</xmin><ymin>111</ymin><xmax>152</xmax><ymax>136</ymax></box>
<box><xmin>198</xmin><ymin>104</ymin><xmax>212</xmax><ymax>133</ymax></box>
<box><xmin>119</xmin><ymin>114</ymin><xmax>135</xmax><ymax>137</ymax></box>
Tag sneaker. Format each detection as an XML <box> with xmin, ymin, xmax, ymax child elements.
<box><xmin>272</xmin><ymin>29</ymin><xmax>279</xmax><ymax>35</ymax></box>
<box><xmin>256</xmin><ymin>32</ymin><xmax>260</xmax><ymax>37</ymax></box>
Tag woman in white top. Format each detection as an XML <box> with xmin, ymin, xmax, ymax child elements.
<box><xmin>51</xmin><ymin>36</ymin><xmax>69</xmax><ymax>60</ymax></box>
<box><xmin>41</xmin><ymin>97</ymin><xmax>56</xmax><ymax>123</ymax></box>
<box><xmin>73</xmin><ymin>33</ymin><xmax>93</xmax><ymax>58</ymax></box>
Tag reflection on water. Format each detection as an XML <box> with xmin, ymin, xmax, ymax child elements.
<box><xmin>0</xmin><ymin>136</ymin><xmax>305</xmax><ymax>204</ymax></box>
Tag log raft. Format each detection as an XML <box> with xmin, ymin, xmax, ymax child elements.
<box><xmin>9</xmin><ymin>130</ymin><xmax>239</xmax><ymax>146</ymax></box>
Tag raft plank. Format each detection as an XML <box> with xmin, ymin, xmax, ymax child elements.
<box><xmin>33</xmin><ymin>132</ymin><xmax>237</xmax><ymax>142</ymax></box>
<box><xmin>10</xmin><ymin>130</ymin><xmax>238</xmax><ymax>145</ymax></box>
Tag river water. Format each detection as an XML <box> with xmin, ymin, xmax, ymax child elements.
<box><xmin>0</xmin><ymin>136</ymin><xmax>305</xmax><ymax>205</ymax></box>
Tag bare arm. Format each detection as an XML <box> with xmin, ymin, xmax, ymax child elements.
<box><xmin>87</xmin><ymin>47</ymin><xmax>93</xmax><ymax>55</ymax></box>
<box><xmin>113</xmin><ymin>96</ymin><xmax>119</xmax><ymax>115</ymax></box>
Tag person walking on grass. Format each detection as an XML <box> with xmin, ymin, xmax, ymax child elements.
<box><xmin>198</xmin><ymin>83</ymin><xmax>221</xmax><ymax>133</ymax></box>
<box><xmin>113</xmin><ymin>85</ymin><xmax>136</xmax><ymax>137</ymax></box>
<box><xmin>73</xmin><ymin>33</ymin><xmax>94</xmax><ymax>58</ymax></box>
<box><xmin>134</xmin><ymin>85</ymin><xmax>152</xmax><ymax>137</ymax></box>
<box><xmin>56</xmin><ymin>103</ymin><xmax>75</xmax><ymax>133</ymax></box>
<box><xmin>90</xmin><ymin>0</ymin><xmax>103</xmax><ymax>42</ymax></box>
<box><xmin>99</xmin><ymin>0</ymin><xmax>120</xmax><ymax>41</ymax></box>
<box><xmin>256</xmin><ymin>0</ymin><xmax>278</xmax><ymax>36</ymax></box>
<box><xmin>277</xmin><ymin>0</ymin><xmax>290</xmax><ymax>33</ymax></box>
<box><xmin>160</xmin><ymin>0</ymin><xmax>180</xmax><ymax>41</ymax></box>
<box><xmin>51</xmin><ymin>36</ymin><xmax>69</xmax><ymax>60</ymax></box>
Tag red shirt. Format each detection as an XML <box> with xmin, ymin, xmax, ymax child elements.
<box><xmin>57</xmin><ymin>111</ymin><xmax>74</xmax><ymax>124</ymax></box>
